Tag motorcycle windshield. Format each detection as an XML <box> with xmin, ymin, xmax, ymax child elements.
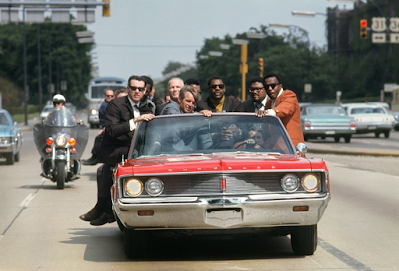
<box><xmin>33</xmin><ymin>107</ymin><xmax>89</xmax><ymax>160</ymax></box>
<box><xmin>46</xmin><ymin>107</ymin><xmax>76</xmax><ymax>127</ymax></box>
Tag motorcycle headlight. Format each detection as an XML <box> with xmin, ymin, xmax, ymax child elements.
<box><xmin>55</xmin><ymin>135</ymin><xmax>67</xmax><ymax>147</ymax></box>
<box><xmin>90</xmin><ymin>109</ymin><xmax>98</xmax><ymax>115</ymax></box>
<box><xmin>145</xmin><ymin>178</ymin><xmax>164</xmax><ymax>196</ymax></box>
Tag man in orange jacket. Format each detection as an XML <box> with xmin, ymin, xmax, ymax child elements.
<box><xmin>257</xmin><ymin>72</ymin><xmax>304</xmax><ymax>147</ymax></box>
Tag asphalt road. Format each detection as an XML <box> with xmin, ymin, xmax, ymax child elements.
<box><xmin>0</xmin><ymin>116</ymin><xmax>398</xmax><ymax>270</ymax></box>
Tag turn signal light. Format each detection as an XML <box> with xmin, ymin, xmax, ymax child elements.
<box><xmin>293</xmin><ymin>206</ymin><xmax>309</xmax><ymax>212</ymax></box>
<box><xmin>68</xmin><ymin>138</ymin><xmax>76</xmax><ymax>146</ymax></box>
<box><xmin>138</xmin><ymin>210</ymin><xmax>154</xmax><ymax>216</ymax></box>
<box><xmin>46</xmin><ymin>137</ymin><xmax>53</xmax><ymax>145</ymax></box>
<box><xmin>45</xmin><ymin>147</ymin><xmax>52</xmax><ymax>153</ymax></box>
<box><xmin>70</xmin><ymin>148</ymin><xmax>76</xmax><ymax>154</ymax></box>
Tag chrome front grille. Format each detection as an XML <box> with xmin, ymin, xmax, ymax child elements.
<box><xmin>134</xmin><ymin>173</ymin><xmax>293</xmax><ymax>197</ymax></box>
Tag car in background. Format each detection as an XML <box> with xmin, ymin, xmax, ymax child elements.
<box><xmin>87</xmin><ymin>104</ymin><xmax>100</xmax><ymax>128</ymax></box>
<box><xmin>342</xmin><ymin>103</ymin><xmax>394</xmax><ymax>138</ymax></box>
<box><xmin>300</xmin><ymin>104</ymin><xmax>356</xmax><ymax>143</ymax></box>
<box><xmin>111</xmin><ymin>113</ymin><xmax>330</xmax><ymax>258</ymax></box>
<box><xmin>39</xmin><ymin>103</ymin><xmax>54</xmax><ymax>122</ymax></box>
<box><xmin>0</xmin><ymin>109</ymin><xmax>23</xmax><ymax>165</ymax></box>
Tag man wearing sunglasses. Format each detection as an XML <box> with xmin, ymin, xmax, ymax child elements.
<box><xmin>196</xmin><ymin>76</ymin><xmax>241</xmax><ymax>113</ymax></box>
<box><xmin>258</xmin><ymin>72</ymin><xmax>304</xmax><ymax>147</ymax></box>
<box><xmin>80</xmin><ymin>75</ymin><xmax>155</xmax><ymax>226</ymax></box>
<box><xmin>237</xmin><ymin>76</ymin><xmax>268</xmax><ymax>112</ymax></box>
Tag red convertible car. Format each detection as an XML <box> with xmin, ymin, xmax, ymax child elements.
<box><xmin>111</xmin><ymin>113</ymin><xmax>330</xmax><ymax>258</ymax></box>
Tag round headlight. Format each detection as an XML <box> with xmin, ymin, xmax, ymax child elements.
<box><xmin>302</xmin><ymin>174</ymin><xmax>320</xmax><ymax>192</ymax></box>
<box><xmin>145</xmin><ymin>178</ymin><xmax>164</xmax><ymax>196</ymax></box>
<box><xmin>90</xmin><ymin>109</ymin><xmax>98</xmax><ymax>115</ymax></box>
<box><xmin>55</xmin><ymin>135</ymin><xmax>67</xmax><ymax>147</ymax></box>
<box><xmin>281</xmin><ymin>174</ymin><xmax>300</xmax><ymax>193</ymax></box>
<box><xmin>125</xmin><ymin>178</ymin><xmax>143</xmax><ymax>197</ymax></box>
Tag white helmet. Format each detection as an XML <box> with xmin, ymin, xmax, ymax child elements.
<box><xmin>52</xmin><ymin>94</ymin><xmax>66</xmax><ymax>103</ymax></box>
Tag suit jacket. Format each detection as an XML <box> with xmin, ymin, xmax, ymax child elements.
<box><xmin>160</xmin><ymin>100</ymin><xmax>180</xmax><ymax>115</ymax></box>
<box><xmin>99</xmin><ymin>96</ymin><xmax>153</xmax><ymax>165</ymax></box>
<box><xmin>196</xmin><ymin>96</ymin><xmax>241</xmax><ymax>112</ymax></box>
<box><xmin>237</xmin><ymin>99</ymin><xmax>256</xmax><ymax>112</ymax></box>
<box><xmin>265</xmin><ymin>90</ymin><xmax>304</xmax><ymax>146</ymax></box>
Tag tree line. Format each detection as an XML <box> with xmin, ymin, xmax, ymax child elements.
<box><xmin>0</xmin><ymin>22</ymin><xmax>92</xmax><ymax>112</ymax></box>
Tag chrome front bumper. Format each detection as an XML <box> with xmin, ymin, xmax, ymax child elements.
<box><xmin>114</xmin><ymin>193</ymin><xmax>330</xmax><ymax>230</ymax></box>
<box><xmin>0</xmin><ymin>144</ymin><xmax>15</xmax><ymax>153</ymax></box>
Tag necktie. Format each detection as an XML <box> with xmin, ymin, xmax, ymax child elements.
<box><xmin>255</xmin><ymin>103</ymin><xmax>263</xmax><ymax>110</ymax></box>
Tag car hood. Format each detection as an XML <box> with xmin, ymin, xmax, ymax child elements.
<box><xmin>0</xmin><ymin>126</ymin><xmax>16</xmax><ymax>136</ymax></box>
<box><xmin>116</xmin><ymin>153</ymin><xmax>327</xmax><ymax>176</ymax></box>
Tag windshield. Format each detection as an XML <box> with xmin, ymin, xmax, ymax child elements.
<box><xmin>306</xmin><ymin>106</ymin><xmax>346</xmax><ymax>115</ymax></box>
<box><xmin>91</xmin><ymin>85</ymin><xmax>125</xmax><ymax>99</ymax></box>
<box><xmin>350</xmin><ymin>107</ymin><xmax>386</xmax><ymax>114</ymax></box>
<box><xmin>130</xmin><ymin>114</ymin><xmax>294</xmax><ymax>159</ymax></box>
<box><xmin>0</xmin><ymin>112</ymin><xmax>11</xmax><ymax>126</ymax></box>
<box><xmin>45</xmin><ymin>106</ymin><xmax>76</xmax><ymax>127</ymax></box>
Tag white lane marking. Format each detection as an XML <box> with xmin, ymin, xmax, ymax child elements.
<box><xmin>19</xmin><ymin>194</ymin><xmax>36</xmax><ymax>207</ymax></box>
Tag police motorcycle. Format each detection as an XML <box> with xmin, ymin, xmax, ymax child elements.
<box><xmin>33</xmin><ymin>106</ymin><xmax>88</xmax><ymax>189</ymax></box>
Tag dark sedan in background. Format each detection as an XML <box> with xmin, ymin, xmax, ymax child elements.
<box><xmin>301</xmin><ymin>104</ymin><xmax>356</xmax><ymax>143</ymax></box>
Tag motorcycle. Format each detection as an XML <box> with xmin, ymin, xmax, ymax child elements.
<box><xmin>33</xmin><ymin>106</ymin><xmax>89</xmax><ymax>189</ymax></box>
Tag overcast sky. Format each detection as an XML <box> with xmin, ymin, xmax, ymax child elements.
<box><xmin>87</xmin><ymin>0</ymin><xmax>354</xmax><ymax>81</ymax></box>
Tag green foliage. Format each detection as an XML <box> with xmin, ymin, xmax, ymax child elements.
<box><xmin>0</xmin><ymin>77</ymin><xmax>23</xmax><ymax>110</ymax></box>
<box><xmin>0</xmin><ymin>22</ymin><xmax>92</xmax><ymax>108</ymax></box>
<box><xmin>195</xmin><ymin>26</ymin><xmax>339</xmax><ymax>102</ymax></box>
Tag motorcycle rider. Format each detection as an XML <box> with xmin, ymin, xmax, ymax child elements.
<box><xmin>52</xmin><ymin>94</ymin><xmax>66</xmax><ymax>108</ymax></box>
<box><xmin>46</xmin><ymin>94</ymin><xmax>75</xmax><ymax>125</ymax></box>
<box><xmin>33</xmin><ymin>93</ymin><xmax>88</xmax><ymax>189</ymax></box>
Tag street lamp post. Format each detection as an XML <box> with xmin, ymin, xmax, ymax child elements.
<box><xmin>269</xmin><ymin>23</ymin><xmax>310</xmax><ymax>101</ymax></box>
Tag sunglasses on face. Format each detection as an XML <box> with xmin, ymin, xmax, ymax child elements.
<box><xmin>106</xmin><ymin>95</ymin><xmax>114</xmax><ymax>97</ymax></box>
<box><xmin>264</xmin><ymin>83</ymin><xmax>280</xmax><ymax>89</ymax></box>
<box><xmin>249</xmin><ymin>87</ymin><xmax>264</xmax><ymax>93</ymax></box>
<box><xmin>209</xmin><ymin>84</ymin><xmax>225</xmax><ymax>89</ymax></box>
<box><xmin>129</xmin><ymin>86</ymin><xmax>146</xmax><ymax>92</ymax></box>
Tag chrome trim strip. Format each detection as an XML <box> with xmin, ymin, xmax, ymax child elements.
<box><xmin>127</xmin><ymin>169</ymin><xmax>316</xmax><ymax>177</ymax></box>
<box><xmin>119</xmin><ymin>196</ymin><xmax>198</xmax><ymax>203</ymax></box>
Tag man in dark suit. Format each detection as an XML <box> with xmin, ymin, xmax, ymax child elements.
<box><xmin>237</xmin><ymin>76</ymin><xmax>268</xmax><ymax>113</ymax></box>
<box><xmin>196</xmin><ymin>76</ymin><xmax>241</xmax><ymax>112</ymax></box>
<box><xmin>79</xmin><ymin>75</ymin><xmax>155</xmax><ymax>226</ymax></box>
<box><xmin>142</xmin><ymin>75</ymin><xmax>163</xmax><ymax>115</ymax></box>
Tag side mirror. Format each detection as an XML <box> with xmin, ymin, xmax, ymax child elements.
<box><xmin>296</xmin><ymin>142</ymin><xmax>307</xmax><ymax>156</ymax></box>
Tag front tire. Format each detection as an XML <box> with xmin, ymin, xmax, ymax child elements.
<box><xmin>14</xmin><ymin>151</ymin><xmax>20</xmax><ymax>162</ymax></box>
<box><xmin>291</xmin><ymin>224</ymin><xmax>317</xmax><ymax>255</ymax></box>
<box><xmin>124</xmin><ymin>228</ymin><xmax>149</xmax><ymax>259</ymax></box>
<box><xmin>55</xmin><ymin>161</ymin><xmax>66</xmax><ymax>189</ymax></box>
<box><xmin>6</xmin><ymin>152</ymin><xmax>14</xmax><ymax>165</ymax></box>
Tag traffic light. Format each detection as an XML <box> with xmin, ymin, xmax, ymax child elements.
<box><xmin>360</xmin><ymin>19</ymin><xmax>367</xmax><ymax>40</ymax></box>
<box><xmin>258</xmin><ymin>58</ymin><xmax>264</xmax><ymax>77</ymax></box>
<box><xmin>102</xmin><ymin>0</ymin><xmax>110</xmax><ymax>17</ymax></box>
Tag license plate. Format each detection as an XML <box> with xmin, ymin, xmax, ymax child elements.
<box><xmin>205</xmin><ymin>209</ymin><xmax>242</xmax><ymax>228</ymax></box>
<box><xmin>325</xmin><ymin>131</ymin><xmax>336</xmax><ymax>135</ymax></box>
<box><xmin>368</xmin><ymin>126</ymin><xmax>377</xmax><ymax>130</ymax></box>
